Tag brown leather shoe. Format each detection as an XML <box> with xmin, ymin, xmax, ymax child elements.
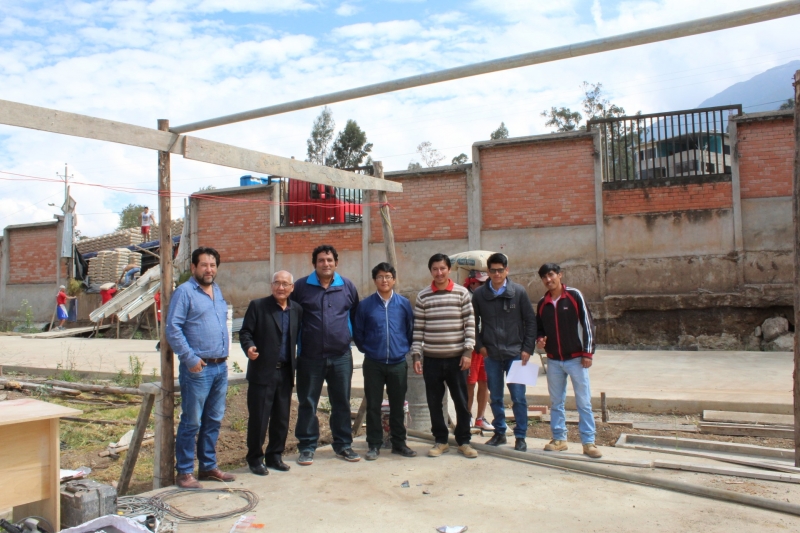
<box><xmin>176</xmin><ymin>473</ymin><xmax>202</xmax><ymax>489</ymax></box>
<box><xmin>198</xmin><ymin>468</ymin><xmax>236</xmax><ymax>482</ymax></box>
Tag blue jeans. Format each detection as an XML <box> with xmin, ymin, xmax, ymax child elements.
<box><xmin>484</xmin><ymin>356</ymin><xmax>528</xmax><ymax>438</ymax></box>
<box><xmin>547</xmin><ymin>357</ymin><xmax>595</xmax><ymax>444</ymax></box>
<box><xmin>176</xmin><ymin>360</ymin><xmax>228</xmax><ymax>474</ymax></box>
<box><xmin>295</xmin><ymin>352</ymin><xmax>353</xmax><ymax>453</ymax></box>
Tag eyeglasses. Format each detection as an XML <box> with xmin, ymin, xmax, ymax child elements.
<box><xmin>488</xmin><ymin>268</ymin><xmax>506</xmax><ymax>274</ymax></box>
<box><xmin>375</xmin><ymin>275</ymin><xmax>394</xmax><ymax>281</ymax></box>
<box><xmin>272</xmin><ymin>282</ymin><xmax>293</xmax><ymax>289</ymax></box>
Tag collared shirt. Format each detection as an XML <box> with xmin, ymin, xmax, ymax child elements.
<box><xmin>166</xmin><ymin>276</ymin><xmax>229</xmax><ymax>368</ymax></box>
<box><xmin>279</xmin><ymin>303</ymin><xmax>291</xmax><ymax>362</ymax></box>
<box><xmin>379</xmin><ymin>290</ymin><xmax>394</xmax><ymax>307</ymax></box>
<box><xmin>489</xmin><ymin>278</ymin><xmax>507</xmax><ymax>296</ymax></box>
<box><xmin>430</xmin><ymin>279</ymin><xmax>455</xmax><ymax>292</ymax></box>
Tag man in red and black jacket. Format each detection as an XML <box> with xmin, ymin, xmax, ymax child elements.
<box><xmin>535</xmin><ymin>263</ymin><xmax>602</xmax><ymax>459</ymax></box>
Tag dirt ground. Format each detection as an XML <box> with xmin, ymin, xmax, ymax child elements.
<box><xmin>1</xmin><ymin>380</ymin><xmax>331</xmax><ymax>495</ymax></box>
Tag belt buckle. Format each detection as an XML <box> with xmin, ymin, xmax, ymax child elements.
<box><xmin>276</xmin><ymin>362</ymin><xmax>283</xmax><ymax>369</ymax></box>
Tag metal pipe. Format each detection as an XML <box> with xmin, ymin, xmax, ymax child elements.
<box><xmin>407</xmin><ymin>429</ymin><xmax>800</xmax><ymax>517</ymax></box>
<box><xmin>171</xmin><ymin>0</ymin><xmax>800</xmax><ymax>134</ymax></box>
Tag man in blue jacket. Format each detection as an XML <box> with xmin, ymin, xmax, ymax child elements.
<box><xmin>353</xmin><ymin>262</ymin><xmax>417</xmax><ymax>461</ymax></box>
<box><xmin>291</xmin><ymin>244</ymin><xmax>360</xmax><ymax>465</ymax></box>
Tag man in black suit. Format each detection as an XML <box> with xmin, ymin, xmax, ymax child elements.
<box><xmin>239</xmin><ymin>270</ymin><xmax>303</xmax><ymax>475</ymax></box>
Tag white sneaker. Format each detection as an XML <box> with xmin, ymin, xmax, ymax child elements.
<box><xmin>475</xmin><ymin>417</ymin><xmax>495</xmax><ymax>431</ymax></box>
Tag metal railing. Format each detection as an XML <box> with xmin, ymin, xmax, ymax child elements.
<box><xmin>587</xmin><ymin>105</ymin><xmax>741</xmax><ymax>183</ymax></box>
<box><xmin>278</xmin><ymin>166</ymin><xmax>370</xmax><ymax>227</ymax></box>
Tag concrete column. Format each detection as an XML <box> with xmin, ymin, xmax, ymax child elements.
<box><xmin>728</xmin><ymin>120</ymin><xmax>745</xmax><ymax>288</ymax></box>
<box><xmin>592</xmin><ymin>130</ymin><xmax>607</xmax><ymax>300</ymax></box>
<box><xmin>361</xmin><ymin>190</ymin><xmax>372</xmax><ymax>295</ymax></box>
<box><xmin>189</xmin><ymin>199</ymin><xmax>199</xmax><ymax>251</ymax></box>
<box><xmin>467</xmin><ymin>145</ymin><xmax>482</xmax><ymax>250</ymax></box>
<box><xmin>270</xmin><ymin>184</ymin><xmax>279</xmax><ymax>279</ymax></box>
<box><xmin>0</xmin><ymin>230</ymin><xmax>8</xmax><ymax>317</ymax></box>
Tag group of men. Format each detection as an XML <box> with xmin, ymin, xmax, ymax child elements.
<box><xmin>165</xmin><ymin>244</ymin><xmax>600</xmax><ymax>489</ymax></box>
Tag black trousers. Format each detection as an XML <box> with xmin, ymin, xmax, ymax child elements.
<box><xmin>246</xmin><ymin>364</ymin><xmax>292</xmax><ymax>466</ymax></box>
<box><xmin>362</xmin><ymin>357</ymin><xmax>408</xmax><ymax>449</ymax></box>
<box><xmin>422</xmin><ymin>356</ymin><xmax>471</xmax><ymax>446</ymax></box>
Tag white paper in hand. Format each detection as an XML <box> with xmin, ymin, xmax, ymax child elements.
<box><xmin>506</xmin><ymin>360</ymin><xmax>538</xmax><ymax>386</ymax></box>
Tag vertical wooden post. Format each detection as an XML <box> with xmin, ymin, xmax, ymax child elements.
<box><xmin>117</xmin><ymin>392</ymin><xmax>155</xmax><ymax>495</ymax></box>
<box><xmin>601</xmin><ymin>392</ymin><xmax>608</xmax><ymax>423</ymax></box>
<box><xmin>792</xmin><ymin>70</ymin><xmax>800</xmax><ymax>467</ymax></box>
<box><xmin>374</xmin><ymin>162</ymin><xmax>398</xmax><ymax>271</ymax></box>
<box><xmin>155</xmin><ymin>118</ymin><xmax>175</xmax><ymax>488</ymax></box>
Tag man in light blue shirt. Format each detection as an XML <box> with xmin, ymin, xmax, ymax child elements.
<box><xmin>166</xmin><ymin>246</ymin><xmax>233</xmax><ymax>489</ymax></box>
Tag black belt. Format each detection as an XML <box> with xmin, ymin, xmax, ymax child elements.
<box><xmin>204</xmin><ymin>357</ymin><xmax>227</xmax><ymax>364</ymax></box>
<box><xmin>276</xmin><ymin>361</ymin><xmax>289</xmax><ymax>369</ymax></box>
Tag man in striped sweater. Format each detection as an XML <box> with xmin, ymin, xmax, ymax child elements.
<box><xmin>412</xmin><ymin>253</ymin><xmax>478</xmax><ymax>459</ymax></box>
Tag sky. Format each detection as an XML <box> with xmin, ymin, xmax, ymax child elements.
<box><xmin>1</xmin><ymin>0</ymin><xmax>799</xmax><ymax>236</ymax></box>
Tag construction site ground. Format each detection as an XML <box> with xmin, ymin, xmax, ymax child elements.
<box><xmin>1</xmin><ymin>336</ymin><xmax>799</xmax><ymax>530</ymax></box>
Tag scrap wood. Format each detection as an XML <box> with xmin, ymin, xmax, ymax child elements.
<box><xmin>632</xmin><ymin>422</ymin><xmax>698</xmax><ymax>433</ymax></box>
<box><xmin>100</xmin><ymin>436</ymin><xmax>154</xmax><ymax>457</ymax></box>
<box><xmin>699</xmin><ymin>423</ymin><xmax>793</xmax><ymax>439</ymax></box>
<box><xmin>703</xmin><ymin>410</ymin><xmax>793</xmax><ymax>426</ymax></box>
<box><xmin>62</xmin><ymin>416</ymin><xmax>136</xmax><ymax>426</ymax></box>
<box><xmin>653</xmin><ymin>460</ymin><xmax>800</xmax><ymax>485</ymax></box>
<box><xmin>0</xmin><ymin>377</ymin><xmax>81</xmax><ymax>396</ymax></box>
<box><xmin>46</xmin><ymin>379</ymin><xmax>143</xmax><ymax>396</ymax></box>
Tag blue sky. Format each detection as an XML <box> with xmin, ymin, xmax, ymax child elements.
<box><xmin>1</xmin><ymin>0</ymin><xmax>798</xmax><ymax>235</ymax></box>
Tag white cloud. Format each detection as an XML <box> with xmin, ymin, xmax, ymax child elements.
<box><xmin>335</xmin><ymin>2</ymin><xmax>361</xmax><ymax>16</ymax></box>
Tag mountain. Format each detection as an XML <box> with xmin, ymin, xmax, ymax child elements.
<box><xmin>698</xmin><ymin>60</ymin><xmax>798</xmax><ymax>112</ymax></box>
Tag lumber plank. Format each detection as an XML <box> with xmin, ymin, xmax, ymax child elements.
<box><xmin>183</xmin><ymin>136</ymin><xmax>402</xmax><ymax>192</ymax></box>
<box><xmin>653</xmin><ymin>460</ymin><xmax>800</xmax><ymax>484</ymax></box>
<box><xmin>117</xmin><ymin>392</ymin><xmax>155</xmax><ymax>495</ymax></box>
<box><xmin>22</xmin><ymin>325</ymin><xmax>110</xmax><ymax>339</ymax></box>
<box><xmin>46</xmin><ymin>380</ymin><xmax>142</xmax><ymax>396</ymax></box>
<box><xmin>703</xmin><ymin>410</ymin><xmax>794</xmax><ymax>426</ymax></box>
<box><xmin>0</xmin><ymin>99</ymin><xmax>184</xmax><ymax>153</ymax></box>
<box><xmin>699</xmin><ymin>423</ymin><xmax>793</xmax><ymax>439</ymax></box>
<box><xmin>632</xmin><ymin>422</ymin><xmax>698</xmax><ymax>433</ymax></box>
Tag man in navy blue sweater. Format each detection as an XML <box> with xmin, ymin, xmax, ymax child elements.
<box><xmin>353</xmin><ymin>262</ymin><xmax>417</xmax><ymax>461</ymax></box>
<box><xmin>291</xmin><ymin>244</ymin><xmax>361</xmax><ymax>465</ymax></box>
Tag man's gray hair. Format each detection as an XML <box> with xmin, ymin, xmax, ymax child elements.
<box><xmin>272</xmin><ymin>270</ymin><xmax>294</xmax><ymax>284</ymax></box>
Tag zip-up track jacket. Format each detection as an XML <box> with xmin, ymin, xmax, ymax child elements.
<box><xmin>536</xmin><ymin>285</ymin><xmax>595</xmax><ymax>360</ymax></box>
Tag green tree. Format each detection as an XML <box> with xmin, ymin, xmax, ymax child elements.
<box><xmin>118</xmin><ymin>203</ymin><xmax>147</xmax><ymax>230</ymax></box>
<box><xmin>779</xmin><ymin>98</ymin><xmax>794</xmax><ymax>110</ymax></box>
<box><xmin>407</xmin><ymin>161</ymin><xmax>422</xmax><ymax>170</ymax></box>
<box><xmin>581</xmin><ymin>82</ymin><xmax>625</xmax><ymax>122</ymax></box>
<box><xmin>306</xmin><ymin>106</ymin><xmax>336</xmax><ymax>165</ymax></box>
<box><xmin>490</xmin><ymin>122</ymin><xmax>509</xmax><ymax>140</ymax></box>
<box><xmin>416</xmin><ymin>141</ymin><xmax>444</xmax><ymax>167</ymax></box>
<box><xmin>327</xmin><ymin>119</ymin><xmax>373</xmax><ymax>169</ymax></box>
<box><xmin>451</xmin><ymin>153</ymin><xmax>469</xmax><ymax>165</ymax></box>
<box><xmin>196</xmin><ymin>185</ymin><xmax>216</xmax><ymax>191</ymax></box>
<box><xmin>541</xmin><ymin>107</ymin><xmax>582</xmax><ymax>132</ymax></box>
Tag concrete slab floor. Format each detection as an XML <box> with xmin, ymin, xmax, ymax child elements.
<box><xmin>140</xmin><ymin>437</ymin><xmax>800</xmax><ymax>533</ymax></box>
<box><xmin>0</xmin><ymin>336</ymin><xmax>793</xmax><ymax>413</ymax></box>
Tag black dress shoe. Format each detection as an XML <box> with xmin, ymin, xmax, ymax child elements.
<box><xmin>248</xmin><ymin>462</ymin><xmax>268</xmax><ymax>476</ymax></box>
<box><xmin>485</xmin><ymin>433</ymin><xmax>507</xmax><ymax>446</ymax></box>
<box><xmin>391</xmin><ymin>445</ymin><xmax>417</xmax><ymax>457</ymax></box>
<box><xmin>266</xmin><ymin>459</ymin><xmax>291</xmax><ymax>472</ymax></box>
<box><xmin>515</xmin><ymin>438</ymin><xmax>527</xmax><ymax>452</ymax></box>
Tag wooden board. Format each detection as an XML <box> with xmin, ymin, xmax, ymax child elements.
<box><xmin>22</xmin><ymin>324</ymin><xmax>110</xmax><ymax>339</ymax></box>
<box><xmin>183</xmin><ymin>137</ymin><xmax>402</xmax><ymax>192</ymax></box>
<box><xmin>699</xmin><ymin>423</ymin><xmax>794</xmax><ymax>439</ymax></box>
<box><xmin>0</xmin><ymin>398</ymin><xmax>81</xmax><ymax>427</ymax></box>
<box><xmin>703</xmin><ymin>410</ymin><xmax>794</xmax><ymax>426</ymax></box>
<box><xmin>632</xmin><ymin>422</ymin><xmax>698</xmax><ymax>433</ymax></box>
<box><xmin>653</xmin><ymin>460</ymin><xmax>800</xmax><ymax>484</ymax></box>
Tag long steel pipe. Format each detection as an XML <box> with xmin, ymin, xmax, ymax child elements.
<box><xmin>171</xmin><ymin>0</ymin><xmax>800</xmax><ymax>134</ymax></box>
<box><xmin>407</xmin><ymin>429</ymin><xmax>800</xmax><ymax>517</ymax></box>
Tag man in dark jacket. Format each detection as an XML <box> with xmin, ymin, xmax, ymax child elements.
<box><xmin>291</xmin><ymin>244</ymin><xmax>360</xmax><ymax>465</ymax></box>
<box><xmin>353</xmin><ymin>262</ymin><xmax>416</xmax><ymax>461</ymax></box>
<box><xmin>472</xmin><ymin>253</ymin><xmax>537</xmax><ymax>451</ymax></box>
<box><xmin>239</xmin><ymin>270</ymin><xmax>303</xmax><ymax>476</ymax></box>
<box><xmin>535</xmin><ymin>263</ymin><xmax>601</xmax><ymax>459</ymax></box>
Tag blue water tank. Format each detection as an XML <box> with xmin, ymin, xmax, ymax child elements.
<box><xmin>240</xmin><ymin>175</ymin><xmax>271</xmax><ymax>186</ymax></box>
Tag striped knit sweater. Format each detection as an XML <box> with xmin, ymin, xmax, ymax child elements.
<box><xmin>411</xmin><ymin>281</ymin><xmax>475</xmax><ymax>360</ymax></box>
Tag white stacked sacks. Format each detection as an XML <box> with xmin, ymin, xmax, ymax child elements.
<box><xmin>76</xmin><ymin>228</ymin><xmax>143</xmax><ymax>254</ymax></box>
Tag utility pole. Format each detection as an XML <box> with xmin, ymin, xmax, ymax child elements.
<box><xmin>56</xmin><ymin>164</ymin><xmax>75</xmax><ymax>280</ymax></box>
<box><xmin>56</xmin><ymin>163</ymin><xmax>72</xmax><ymax>209</ymax></box>
<box><xmin>792</xmin><ymin>69</ymin><xmax>800</xmax><ymax>467</ymax></box>
<box><xmin>154</xmin><ymin>119</ymin><xmax>175</xmax><ymax>488</ymax></box>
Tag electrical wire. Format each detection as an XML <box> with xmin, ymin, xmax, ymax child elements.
<box><xmin>117</xmin><ymin>488</ymin><xmax>259</xmax><ymax>525</ymax></box>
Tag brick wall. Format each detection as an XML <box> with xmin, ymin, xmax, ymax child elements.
<box><xmin>8</xmin><ymin>226</ymin><xmax>57</xmax><ymax>284</ymax></box>
<box><xmin>194</xmin><ymin>188</ymin><xmax>271</xmax><ymax>263</ymax></box>
<box><xmin>480</xmin><ymin>136</ymin><xmax>596</xmax><ymax>230</ymax></box>
<box><xmin>369</xmin><ymin>172</ymin><xmax>468</xmax><ymax>243</ymax></box>
<box><xmin>603</xmin><ymin>181</ymin><xmax>733</xmax><ymax>216</ymax></box>
<box><xmin>737</xmin><ymin>117</ymin><xmax>794</xmax><ymax>199</ymax></box>
<box><xmin>276</xmin><ymin>225</ymin><xmax>362</xmax><ymax>255</ymax></box>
